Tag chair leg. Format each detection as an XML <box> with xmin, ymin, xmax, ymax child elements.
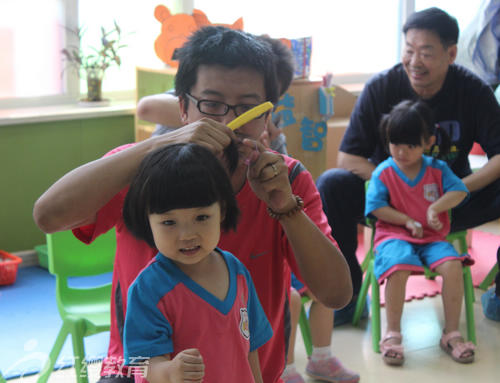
<box><xmin>479</xmin><ymin>264</ymin><xmax>499</xmax><ymax>290</ymax></box>
<box><xmin>370</xmin><ymin>261</ymin><xmax>381</xmax><ymax>353</ymax></box>
<box><xmin>353</xmin><ymin>265</ymin><xmax>372</xmax><ymax>326</ymax></box>
<box><xmin>298</xmin><ymin>297</ymin><xmax>313</xmax><ymax>357</ymax></box>
<box><xmin>71</xmin><ymin>321</ymin><xmax>89</xmax><ymax>383</ymax></box>
<box><xmin>37</xmin><ymin>323</ymin><xmax>70</xmax><ymax>383</ymax></box>
<box><xmin>463</xmin><ymin>266</ymin><xmax>476</xmax><ymax>344</ymax></box>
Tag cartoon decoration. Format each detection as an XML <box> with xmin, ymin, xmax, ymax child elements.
<box><xmin>154</xmin><ymin>5</ymin><xmax>243</xmax><ymax>68</ymax></box>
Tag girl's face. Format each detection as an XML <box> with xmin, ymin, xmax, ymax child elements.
<box><xmin>148</xmin><ymin>202</ymin><xmax>223</xmax><ymax>269</ymax></box>
<box><xmin>389</xmin><ymin>136</ymin><xmax>434</xmax><ymax>173</ymax></box>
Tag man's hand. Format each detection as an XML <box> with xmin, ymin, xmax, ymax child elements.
<box><xmin>405</xmin><ymin>219</ymin><xmax>423</xmax><ymax>238</ymax></box>
<box><xmin>151</xmin><ymin>117</ymin><xmax>237</xmax><ymax>159</ymax></box>
<box><xmin>427</xmin><ymin>207</ymin><xmax>443</xmax><ymax>231</ymax></box>
<box><xmin>242</xmin><ymin>139</ymin><xmax>296</xmax><ymax>213</ymax></box>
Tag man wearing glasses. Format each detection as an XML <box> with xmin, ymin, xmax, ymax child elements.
<box><xmin>34</xmin><ymin>26</ymin><xmax>352</xmax><ymax>383</ymax></box>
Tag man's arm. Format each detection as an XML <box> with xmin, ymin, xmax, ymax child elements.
<box><xmin>244</xmin><ymin>140</ymin><xmax>352</xmax><ymax>309</ymax></box>
<box><xmin>33</xmin><ymin>119</ymin><xmax>236</xmax><ymax>233</ymax></box>
<box><xmin>462</xmin><ymin>154</ymin><xmax>500</xmax><ymax>192</ymax></box>
<box><xmin>136</xmin><ymin>93</ymin><xmax>183</xmax><ymax>127</ymax></box>
<box><xmin>337</xmin><ymin>151</ymin><xmax>376</xmax><ymax>180</ymax></box>
<box><xmin>279</xmin><ymin>209</ymin><xmax>353</xmax><ymax>309</ymax></box>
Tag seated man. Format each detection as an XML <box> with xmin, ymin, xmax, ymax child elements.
<box><xmin>316</xmin><ymin>7</ymin><xmax>500</xmax><ymax>316</ymax></box>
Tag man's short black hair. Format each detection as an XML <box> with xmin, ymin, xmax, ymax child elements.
<box><xmin>174</xmin><ymin>26</ymin><xmax>279</xmax><ymax>105</ymax></box>
<box><xmin>123</xmin><ymin>143</ymin><xmax>239</xmax><ymax>249</ymax></box>
<box><xmin>403</xmin><ymin>7</ymin><xmax>459</xmax><ymax>47</ymax></box>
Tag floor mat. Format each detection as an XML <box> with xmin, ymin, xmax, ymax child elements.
<box><xmin>0</xmin><ymin>266</ymin><xmax>111</xmax><ymax>379</ymax></box>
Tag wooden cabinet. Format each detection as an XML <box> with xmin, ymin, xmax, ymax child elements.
<box><xmin>135</xmin><ymin>66</ymin><xmax>177</xmax><ymax>141</ymax></box>
<box><xmin>279</xmin><ymin>80</ymin><xmax>356</xmax><ymax>179</ymax></box>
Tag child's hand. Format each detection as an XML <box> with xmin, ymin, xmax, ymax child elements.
<box><xmin>168</xmin><ymin>348</ymin><xmax>205</xmax><ymax>383</ymax></box>
<box><xmin>427</xmin><ymin>207</ymin><xmax>443</xmax><ymax>231</ymax></box>
<box><xmin>405</xmin><ymin>219</ymin><xmax>423</xmax><ymax>238</ymax></box>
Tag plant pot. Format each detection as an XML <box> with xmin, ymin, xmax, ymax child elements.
<box><xmin>86</xmin><ymin>68</ymin><xmax>104</xmax><ymax>101</ymax></box>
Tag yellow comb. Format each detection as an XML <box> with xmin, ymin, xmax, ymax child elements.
<box><xmin>227</xmin><ymin>101</ymin><xmax>274</xmax><ymax>131</ymax></box>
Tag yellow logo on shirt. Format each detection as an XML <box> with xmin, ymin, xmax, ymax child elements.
<box><xmin>240</xmin><ymin>308</ymin><xmax>250</xmax><ymax>340</ymax></box>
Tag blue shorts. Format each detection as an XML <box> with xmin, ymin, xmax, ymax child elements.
<box><xmin>291</xmin><ymin>272</ymin><xmax>307</xmax><ymax>294</ymax></box>
<box><xmin>374</xmin><ymin>239</ymin><xmax>469</xmax><ymax>283</ymax></box>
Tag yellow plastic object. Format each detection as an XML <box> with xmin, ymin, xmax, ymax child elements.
<box><xmin>227</xmin><ymin>101</ymin><xmax>274</xmax><ymax>131</ymax></box>
<box><xmin>37</xmin><ymin>229</ymin><xmax>116</xmax><ymax>383</ymax></box>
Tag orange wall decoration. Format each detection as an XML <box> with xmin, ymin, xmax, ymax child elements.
<box><xmin>154</xmin><ymin>5</ymin><xmax>243</xmax><ymax>68</ymax></box>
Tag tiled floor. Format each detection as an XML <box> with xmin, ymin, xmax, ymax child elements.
<box><xmin>7</xmin><ymin>221</ymin><xmax>500</xmax><ymax>383</ymax></box>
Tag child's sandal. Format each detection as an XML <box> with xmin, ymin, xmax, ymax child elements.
<box><xmin>440</xmin><ymin>330</ymin><xmax>475</xmax><ymax>364</ymax></box>
<box><xmin>380</xmin><ymin>331</ymin><xmax>405</xmax><ymax>366</ymax></box>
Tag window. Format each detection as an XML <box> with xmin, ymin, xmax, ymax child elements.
<box><xmin>194</xmin><ymin>0</ymin><xmax>487</xmax><ymax>85</ymax></box>
<box><xmin>0</xmin><ymin>0</ymin><xmax>67</xmax><ymax>100</ymax></box>
<box><xmin>194</xmin><ymin>0</ymin><xmax>400</xmax><ymax>82</ymax></box>
<box><xmin>77</xmin><ymin>0</ymin><xmax>181</xmax><ymax>95</ymax></box>
<box><xmin>0</xmin><ymin>0</ymin><xmax>490</xmax><ymax>107</ymax></box>
<box><xmin>415</xmin><ymin>0</ymin><xmax>485</xmax><ymax>32</ymax></box>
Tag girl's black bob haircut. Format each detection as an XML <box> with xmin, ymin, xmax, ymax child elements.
<box><xmin>380</xmin><ymin>100</ymin><xmax>450</xmax><ymax>157</ymax></box>
<box><xmin>123</xmin><ymin>143</ymin><xmax>240</xmax><ymax>249</ymax></box>
<box><xmin>380</xmin><ymin>100</ymin><xmax>435</xmax><ymax>147</ymax></box>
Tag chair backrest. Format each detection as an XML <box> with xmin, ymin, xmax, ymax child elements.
<box><xmin>46</xmin><ymin>229</ymin><xmax>116</xmax><ymax>278</ymax></box>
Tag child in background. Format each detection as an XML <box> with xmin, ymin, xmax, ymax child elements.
<box><xmin>122</xmin><ymin>143</ymin><xmax>272</xmax><ymax>383</ymax></box>
<box><xmin>282</xmin><ymin>276</ymin><xmax>359</xmax><ymax>383</ymax></box>
<box><xmin>365</xmin><ymin>100</ymin><xmax>474</xmax><ymax>366</ymax></box>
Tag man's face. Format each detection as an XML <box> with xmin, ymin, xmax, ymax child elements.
<box><xmin>183</xmin><ymin>64</ymin><xmax>268</xmax><ymax>140</ymax></box>
<box><xmin>402</xmin><ymin>29</ymin><xmax>457</xmax><ymax>99</ymax></box>
<box><xmin>181</xmin><ymin>64</ymin><xmax>269</xmax><ymax>180</ymax></box>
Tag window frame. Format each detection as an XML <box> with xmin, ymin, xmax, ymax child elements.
<box><xmin>0</xmin><ymin>0</ymin><xmax>455</xmax><ymax>108</ymax></box>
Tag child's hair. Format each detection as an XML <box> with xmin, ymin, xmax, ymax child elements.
<box><xmin>380</xmin><ymin>99</ymin><xmax>450</xmax><ymax>156</ymax></box>
<box><xmin>123</xmin><ymin>143</ymin><xmax>240</xmax><ymax>249</ymax></box>
<box><xmin>258</xmin><ymin>35</ymin><xmax>295</xmax><ymax>96</ymax></box>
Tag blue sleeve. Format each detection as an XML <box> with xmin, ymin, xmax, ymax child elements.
<box><xmin>365</xmin><ymin>170</ymin><xmax>390</xmax><ymax>218</ymax></box>
<box><xmin>123</xmin><ymin>277</ymin><xmax>174</xmax><ymax>365</ymax></box>
<box><xmin>438</xmin><ymin>160</ymin><xmax>469</xmax><ymax>194</ymax></box>
<box><xmin>244</xmin><ymin>268</ymin><xmax>273</xmax><ymax>352</ymax></box>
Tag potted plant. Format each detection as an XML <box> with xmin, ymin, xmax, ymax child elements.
<box><xmin>62</xmin><ymin>21</ymin><xmax>126</xmax><ymax>102</ymax></box>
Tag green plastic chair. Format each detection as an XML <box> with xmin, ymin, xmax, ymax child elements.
<box><xmin>479</xmin><ymin>263</ymin><xmax>499</xmax><ymax>290</ymax></box>
<box><xmin>37</xmin><ymin>229</ymin><xmax>116</xmax><ymax>383</ymax></box>
<box><xmin>352</xmin><ymin>231</ymin><xmax>476</xmax><ymax>352</ymax></box>
<box><xmin>0</xmin><ymin>370</ymin><xmax>6</xmax><ymax>383</ymax></box>
<box><xmin>352</xmin><ymin>185</ymin><xmax>476</xmax><ymax>352</ymax></box>
<box><xmin>298</xmin><ymin>295</ymin><xmax>313</xmax><ymax>357</ymax></box>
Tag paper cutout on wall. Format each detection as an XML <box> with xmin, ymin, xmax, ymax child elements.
<box><xmin>273</xmin><ymin>92</ymin><xmax>326</xmax><ymax>152</ymax></box>
<box><xmin>154</xmin><ymin>5</ymin><xmax>243</xmax><ymax>68</ymax></box>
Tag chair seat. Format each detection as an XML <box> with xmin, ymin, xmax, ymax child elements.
<box><xmin>38</xmin><ymin>229</ymin><xmax>116</xmax><ymax>383</ymax></box>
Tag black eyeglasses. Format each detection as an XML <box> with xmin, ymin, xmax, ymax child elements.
<box><xmin>185</xmin><ymin>93</ymin><xmax>268</xmax><ymax>119</ymax></box>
